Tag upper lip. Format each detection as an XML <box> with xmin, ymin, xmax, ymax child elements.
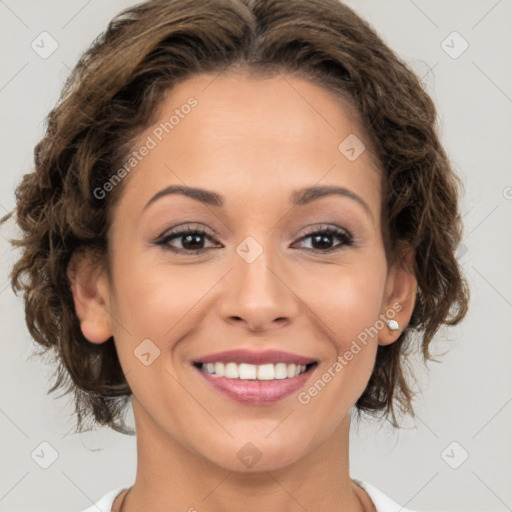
<box><xmin>193</xmin><ymin>349</ymin><xmax>317</xmax><ymax>366</ymax></box>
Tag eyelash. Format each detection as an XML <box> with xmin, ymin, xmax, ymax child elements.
<box><xmin>154</xmin><ymin>223</ymin><xmax>354</xmax><ymax>255</ymax></box>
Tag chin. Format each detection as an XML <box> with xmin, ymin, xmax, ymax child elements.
<box><xmin>197</xmin><ymin>434</ymin><xmax>313</xmax><ymax>473</ymax></box>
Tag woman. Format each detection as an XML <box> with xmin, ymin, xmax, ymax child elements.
<box><xmin>7</xmin><ymin>0</ymin><xmax>469</xmax><ymax>510</ymax></box>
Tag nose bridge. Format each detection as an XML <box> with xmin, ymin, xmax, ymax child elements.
<box><xmin>220</xmin><ymin>232</ymin><xmax>295</xmax><ymax>329</ymax></box>
<box><xmin>235</xmin><ymin>233</ymin><xmax>281</xmax><ymax>302</ymax></box>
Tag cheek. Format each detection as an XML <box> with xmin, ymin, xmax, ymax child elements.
<box><xmin>113</xmin><ymin>271</ymin><xmax>183</xmax><ymax>335</ymax></box>
<box><xmin>109</xmin><ymin>247</ymin><xmax>224</xmax><ymax>347</ymax></box>
<box><xmin>296</xmin><ymin>271</ymin><xmax>384</xmax><ymax>414</ymax></box>
<box><xmin>298</xmin><ymin>258</ymin><xmax>386</xmax><ymax>394</ymax></box>
<box><xmin>297</xmin><ymin>257</ymin><xmax>387</xmax><ymax>346</ymax></box>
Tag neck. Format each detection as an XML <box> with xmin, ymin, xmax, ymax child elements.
<box><xmin>119</xmin><ymin>398</ymin><xmax>373</xmax><ymax>512</ymax></box>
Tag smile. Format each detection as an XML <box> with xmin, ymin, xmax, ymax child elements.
<box><xmin>192</xmin><ymin>349</ymin><xmax>318</xmax><ymax>403</ymax></box>
<box><xmin>195</xmin><ymin>361</ymin><xmax>314</xmax><ymax>380</ymax></box>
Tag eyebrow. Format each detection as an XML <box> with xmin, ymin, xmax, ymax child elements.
<box><xmin>143</xmin><ymin>184</ymin><xmax>373</xmax><ymax>220</ymax></box>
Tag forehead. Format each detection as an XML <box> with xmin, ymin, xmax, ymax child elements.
<box><xmin>113</xmin><ymin>71</ymin><xmax>382</xmax><ymax>220</ymax></box>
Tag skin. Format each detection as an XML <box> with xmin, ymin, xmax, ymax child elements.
<box><xmin>69</xmin><ymin>71</ymin><xmax>417</xmax><ymax>512</ymax></box>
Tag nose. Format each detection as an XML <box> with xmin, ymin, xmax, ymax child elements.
<box><xmin>218</xmin><ymin>240</ymin><xmax>298</xmax><ymax>332</ymax></box>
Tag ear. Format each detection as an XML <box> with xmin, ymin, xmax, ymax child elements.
<box><xmin>378</xmin><ymin>242</ymin><xmax>417</xmax><ymax>346</ymax></box>
<box><xmin>67</xmin><ymin>250</ymin><xmax>112</xmax><ymax>344</ymax></box>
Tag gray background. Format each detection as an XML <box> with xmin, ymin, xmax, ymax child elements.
<box><xmin>1</xmin><ymin>1</ymin><xmax>511</xmax><ymax>511</ymax></box>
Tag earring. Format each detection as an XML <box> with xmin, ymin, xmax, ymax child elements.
<box><xmin>386</xmin><ymin>320</ymin><xmax>400</xmax><ymax>331</ymax></box>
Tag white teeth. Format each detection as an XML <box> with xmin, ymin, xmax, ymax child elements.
<box><xmin>257</xmin><ymin>363</ymin><xmax>275</xmax><ymax>380</ymax></box>
<box><xmin>224</xmin><ymin>362</ymin><xmax>239</xmax><ymax>379</ymax></box>
<box><xmin>238</xmin><ymin>363</ymin><xmax>257</xmax><ymax>380</ymax></box>
<box><xmin>274</xmin><ymin>363</ymin><xmax>288</xmax><ymax>379</ymax></box>
<box><xmin>199</xmin><ymin>362</ymin><xmax>311</xmax><ymax>380</ymax></box>
<box><xmin>214</xmin><ymin>362</ymin><xmax>225</xmax><ymax>377</ymax></box>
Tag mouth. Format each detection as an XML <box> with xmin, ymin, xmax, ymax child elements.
<box><xmin>192</xmin><ymin>349</ymin><xmax>319</xmax><ymax>404</ymax></box>
<box><xmin>193</xmin><ymin>361</ymin><xmax>317</xmax><ymax>380</ymax></box>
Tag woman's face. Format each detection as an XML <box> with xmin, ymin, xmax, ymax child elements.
<box><xmin>84</xmin><ymin>71</ymin><xmax>412</xmax><ymax>471</ymax></box>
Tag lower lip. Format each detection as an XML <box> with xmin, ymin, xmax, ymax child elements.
<box><xmin>195</xmin><ymin>366</ymin><xmax>316</xmax><ymax>404</ymax></box>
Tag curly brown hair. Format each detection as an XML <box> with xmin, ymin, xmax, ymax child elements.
<box><xmin>6</xmin><ymin>0</ymin><xmax>469</xmax><ymax>435</ymax></box>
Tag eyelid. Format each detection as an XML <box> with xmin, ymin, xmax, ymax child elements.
<box><xmin>154</xmin><ymin>222</ymin><xmax>355</xmax><ymax>255</ymax></box>
<box><xmin>155</xmin><ymin>223</ymin><xmax>221</xmax><ymax>246</ymax></box>
<box><xmin>298</xmin><ymin>223</ymin><xmax>353</xmax><ymax>240</ymax></box>
<box><xmin>155</xmin><ymin>223</ymin><xmax>352</xmax><ymax>242</ymax></box>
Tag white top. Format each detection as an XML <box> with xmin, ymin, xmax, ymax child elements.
<box><xmin>80</xmin><ymin>479</ymin><xmax>415</xmax><ymax>512</ymax></box>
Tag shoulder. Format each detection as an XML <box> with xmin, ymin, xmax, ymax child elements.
<box><xmin>353</xmin><ymin>478</ymin><xmax>417</xmax><ymax>512</ymax></box>
<box><xmin>80</xmin><ymin>487</ymin><xmax>128</xmax><ymax>512</ymax></box>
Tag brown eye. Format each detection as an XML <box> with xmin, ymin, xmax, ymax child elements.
<box><xmin>293</xmin><ymin>226</ymin><xmax>353</xmax><ymax>252</ymax></box>
<box><xmin>155</xmin><ymin>225</ymin><xmax>219</xmax><ymax>254</ymax></box>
